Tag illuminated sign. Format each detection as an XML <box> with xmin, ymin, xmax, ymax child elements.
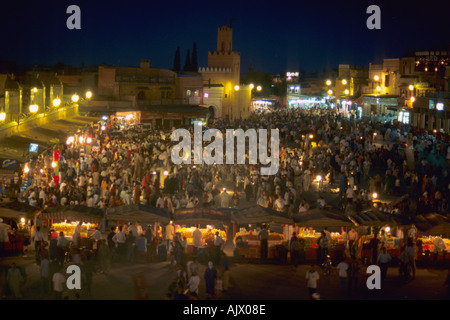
<box><xmin>29</xmin><ymin>143</ymin><xmax>39</xmax><ymax>153</ymax></box>
<box><xmin>436</xmin><ymin>102</ymin><xmax>444</xmax><ymax>111</ymax></box>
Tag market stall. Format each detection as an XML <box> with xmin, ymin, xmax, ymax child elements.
<box><xmin>292</xmin><ymin>208</ymin><xmax>354</xmax><ymax>262</ymax></box>
<box><xmin>0</xmin><ymin>201</ymin><xmax>38</xmax><ymax>256</ymax></box>
<box><xmin>413</xmin><ymin>213</ymin><xmax>450</xmax><ymax>265</ymax></box>
<box><xmin>348</xmin><ymin>208</ymin><xmax>406</xmax><ymax>261</ymax></box>
<box><xmin>41</xmin><ymin>205</ymin><xmax>104</xmax><ymax>247</ymax></box>
<box><xmin>231</xmin><ymin>205</ymin><xmax>292</xmax><ymax>259</ymax></box>
<box><xmin>173</xmin><ymin>207</ymin><xmax>232</xmax><ymax>257</ymax></box>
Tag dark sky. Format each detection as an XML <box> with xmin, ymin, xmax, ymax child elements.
<box><xmin>1</xmin><ymin>0</ymin><xmax>449</xmax><ymax>75</ymax></box>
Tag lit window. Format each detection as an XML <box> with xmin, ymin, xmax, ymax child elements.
<box><xmin>186</xmin><ymin>90</ymin><xmax>191</xmax><ymax>97</ymax></box>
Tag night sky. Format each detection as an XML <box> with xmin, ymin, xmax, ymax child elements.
<box><xmin>1</xmin><ymin>0</ymin><xmax>448</xmax><ymax>74</ymax></box>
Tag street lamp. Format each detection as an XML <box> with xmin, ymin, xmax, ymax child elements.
<box><xmin>234</xmin><ymin>85</ymin><xmax>240</xmax><ymax>91</ymax></box>
<box><xmin>326</xmin><ymin>80</ymin><xmax>332</xmax><ymax>86</ymax></box>
<box><xmin>408</xmin><ymin>85</ymin><xmax>414</xmax><ymax>91</ymax></box>
<box><xmin>71</xmin><ymin>94</ymin><xmax>79</xmax><ymax>103</ymax></box>
<box><xmin>29</xmin><ymin>104</ymin><xmax>39</xmax><ymax>113</ymax></box>
<box><xmin>249</xmin><ymin>83</ymin><xmax>255</xmax><ymax>90</ymax></box>
<box><xmin>376</xmin><ymin>86</ymin><xmax>381</xmax><ymax>92</ymax></box>
<box><xmin>327</xmin><ymin>89</ymin><xmax>333</xmax><ymax>96</ymax></box>
<box><xmin>374</xmin><ymin>75</ymin><xmax>380</xmax><ymax>81</ymax></box>
<box><xmin>85</xmin><ymin>91</ymin><xmax>92</xmax><ymax>99</ymax></box>
<box><xmin>342</xmin><ymin>79</ymin><xmax>347</xmax><ymax>85</ymax></box>
<box><xmin>344</xmin><ymin>89</ymin><xmax>350</xmax><ymax>95</ymax></box>
<box><xmin>256</xmin><ymin>85</ymin><xmax>262</xmax><ymax>91</ymax></box>
<box><xmin>0</xmin><ymin>112</ymin><xmax>6</xmax><ymax>121</ymax></box>
<box><xmin>52</xmin><ymin>98</ymin><xmax>61</xmax><ymax>107</ymax></box>
<box><xmin>410</xmin><ymin>96</ymin><xmax>415</xmax><ymax>103</ymax></box>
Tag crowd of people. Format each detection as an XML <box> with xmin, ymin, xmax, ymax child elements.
<box><xmin>3</xmin><ymin>105</ymin><xmax>450</xmax><ymax>300</ymax></box>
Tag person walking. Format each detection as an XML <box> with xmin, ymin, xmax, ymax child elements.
<box><xmin>289</xmin><ymin>232</ymin><xmax>301</xmax><ymax>269</ymax></box>
<box><xmin>377</xmin><ymin>247</ymin><xmax>392</xmax><ymax>282</ymax></box>
<box><xmin>405</xmin><ymin>240</ymin><xmax>417</xmax><ymax>280</ymax></box>
<box><xmin>32</xmin><ymin>226</ymin><xmax>44</xmax><ymax>265</ymax></box>
<box><xmin>52</xmin><ymin>267</ymin><xmax>66</xmax><ymax>300</ymax></box>
<box><xmin>192</xmin><ymin>225</ymin><xmax>202</xmax><ymax>257</ymax></box>
<box><xmin>305</xmin><ymin>264</ymin><xmax>320</xmax><ymax>299</ymax></box>
<box><xmin>258</xmin><ymin>225</ymin><xmax>269</xmax><ymax>260</ymax></box>
<box><xmin>204</xmin><ymin>261</ymin><xmax>218</xmax><ymax>299</ymax></box>
<box><xmin>7</xmin><ymin>263</ymin><xmax>24</xmax><ymax>299</ymax></box>
<box><xmin>336</xmin><ymin>258</ymin><xmax>349</xmax><ymax>289</ymax></box>
<box><xmin>112</xmin><ymin>225</ymin><xmax>127</xmax><ymax>262</ymax></box>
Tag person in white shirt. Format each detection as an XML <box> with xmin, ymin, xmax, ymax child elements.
<box><xmin>192</xmin><ymin>225</ymin><xmax>202</xmax><ymax>256</ymax></box>
<box><xmin>187</xmin><ymin>271</ymin><xmax>200</xmax><ymax>297</ymax></box>
<box><xmin>52</xmin><ymin>268</ymin><xmax>66</xmax><ymax>300</ymax></box>
<box><xmin>336</xmin><ymin>259</ymin><xmax>349</xmax><ymax>288</ymax></box>
<box><xmin>274</xmin><ymin>194</ymin><xmax>285</xmax><ymax>212</ymax></box>
<box><xmin>305</xmin><ymin>264</ymin><xmax>320</xmax><ymax>299</ymax></box>
<box><xmin>112</xmin><ymin>225</ymin><xmax>127</xmax><ymax>262</ymax></box>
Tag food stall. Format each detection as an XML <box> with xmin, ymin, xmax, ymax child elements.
<box><xmin>413</xmin><ymin>213</ymin><xmax>450</xmax><ymax>265</ymax></box>
<box><xmin>231</xmin><ymin>205</ymin><xmax>292</xmax><ymax>259</ymax></box>
<box><xmin>41</xmin><ymin>205</ymin><xmax>104</xmax><ymax>247</ymax></box>
<box><xmin>292</xmin><ymin>208</ymin><xmax>354</xmax><ymax>263</ymax></box>
<box><xmin>347</xmin><ymin>208</ymin><xmax>406</xmax><ymax>262</ymax></box>
<box><xmin>172</xmin><ymin>207</ymin><xmax>232</xmax><ymax>259</ymax></box>
<box><xmin>0</xmin><ymin>201</ymin><xmax>38</xmax><ymax>256</ymax></box>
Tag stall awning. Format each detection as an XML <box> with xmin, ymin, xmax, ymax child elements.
<box><xmin>232</xmin><ymin>205</ymin><xmax>293</xmax><ymax>225</ymax></box>
<box><xmin>414</xmin><ymin>213</ymin><xmax>450</xmax><ymax>237</ymax></box>
<box><xmin>42</xmin><ymin>205</ymin><xmax>104</xmax><ymax>223</ymax></box>
<box><xmin>347</xmin><ymin>209</ymin><xmax>401</xmax><ymax>227</ymax></box>
<box><xmin>292</xmin><ymin>208</ymin><xmax>354</xmax><ymax>227</ymax></box>
<box><xmin>106</xmin><ymin>204</ymin><xmax>170</xmax><ymax>224</ymax></box>
<box><xmin>0</xmin><ymin>201</ymin><xmax>39</xmax><ymax>219</ymax></box>
<box><xmin>173</xmin><ymin>207</ymin><xmax>232</xmax><ymax>225</ymax></box>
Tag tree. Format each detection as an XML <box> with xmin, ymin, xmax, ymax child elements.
<box><xmin>172</xmin><ymin>47</ymin><xmax>181</xmax><ymax>73</ymax></box>
<box><xmin>183</xmin><ymin>49</ymin><xmax>191</xmax><ymax>72</ymax></box>
<box><xmin>191</xmin><ymin>42</ymin><xmax>198</xmax><ymax>72</ymax></box>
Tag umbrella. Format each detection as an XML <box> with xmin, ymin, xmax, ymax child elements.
<box><xmin>232</xmin><ymin>205</ymin><xmax>293</xmax><ymax>225</ymax></box>
<box><xmin>173</xmin><ymin>207</ymin><xmax>232</xmax><ymax>225</ymax></box>
<box><xmin>414</xmin><ymin>213</ymin><xmax>450</xmax><ymax>237</ymax></box>
<box><xmin>42</xmin><ymin>205</ymin><xmax>104</xmax><ymax>223</ymax></box>
<box><xmin>106</xmin><ymin>204</ymin><xmax>170</xmax><ymax>224</ymax></box>
<box><xmin>292</xmin><ymin>208</ymin><xmax>354</xmax><ymax>227</ymax></box>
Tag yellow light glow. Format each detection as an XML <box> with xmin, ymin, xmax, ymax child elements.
<box><xmin>374</xmin><ymin>75</ymin><xmax>379</xmax><ymax>81</ymax></box>
<box><xmin>410</xmin><ymin>96</ymin><xmax>415</xmax><ymax>103</ymax></box>
<box><xmin>372</xmin><ymin>192</ymin><xmax>378</xmax><ymax>199</ymax></box>
<box><xmin>425</xmin><ymin>67</ymin><xmax>428</xmax><ymax>72</ymax></box>
<box><xmin>85</xmin><ymin>91</ymin><xmax>92</xmax><ymax>99</ymax></box>
<box><xmin>40</xmin><ymin>168</ymin><xmax>43</xmax><ymax>174</ymax></box>
<box><xmin>327</xmin><ymin>89</ymin><xmax>333</xmax><ymax>95</ymax></box>
<box><xmin>342</xmin><ymin>79</ymin><xmax>347</xmax><ymax>85</ymax></box>
<box><xmin>32</xmin><ymin>87</ymin><xmax>37</xmax><ymax>93</ymax></box>
<box><xmin>29</xmin><ymin>104</ymin><xmax>38</xmax><ymax>113</ymax></box>
<box><xmin>71</xmin><ymin>94</ymin><xmax>79</xmax><ymax>103</ymax></box>
<box><xmin>326</xmin><ymin>80</ymin><xmax>332</xmax><ymax>86</ymax></box>
<box><xmin>79</xmin><ymin>136</ymin><xmax>84</xmax><ymax>144</ymax></box>
<box><xmin>249</xmin><ymin>83</ymin><xmax>254</xmax><ymax>90</ymax></box>
<box><xmin>52</xmin><ymin>98</ymin><xmax>61</xmax><ymax>107</ymax></box>
<box><xmin>316</xmin><ymin>175</ymin><xmax>322</xmax><ymax>182</ymax></box>
<box><xmin>309</xmin><ymin>134</ymin><xmax>314</xmax><ymax>139</ymax></box>
<box><xmin>51</xmin><ymin>161</ymin><xmax>57</xmax><ymax>168</ymax></box>
<box><xmin>0</xmin><ymin>112</ymin><xmax>6</xmax><ymax>121</ymax></box>
<box><xmin>408</xmin><ymin>85</ymin><xmax>414</xmax><ymax>91</ymax></box>
<box><xmin>344</xmin><ymin>89</ymin><xmax>350</xmax><ymax>95</ymax></box>
<box><xmin>376</xmin><ymin>86</ymin><xmax>381</xmax><ymax>92</ymax></box>
<box><xmin>24</xmin><ymin>165</ymin><xmax>30</xmax><ymax>174</ymax></box>
<box><xmin>163</xmin><ymin>170</ymin><xmax>169</xmax><ymax>176</ymax></box>
<box><xmin>86</xmin><ymin>137</ymin><xmax>92</xmax><ymax>144</ymax></box>
<box><xmin>21</xmin><ymin>217</ymin><xmax>25</xmax><ymax>224</ymax></box>
<box><xmin>256</xmin><ymin>85</ymin><xmax>262</xmax><ymax>91</ymax></box>
<box><xmin>234</xmin><ymin>85</ymin><xmax>240</xmax><ymax>91</ymax></box>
